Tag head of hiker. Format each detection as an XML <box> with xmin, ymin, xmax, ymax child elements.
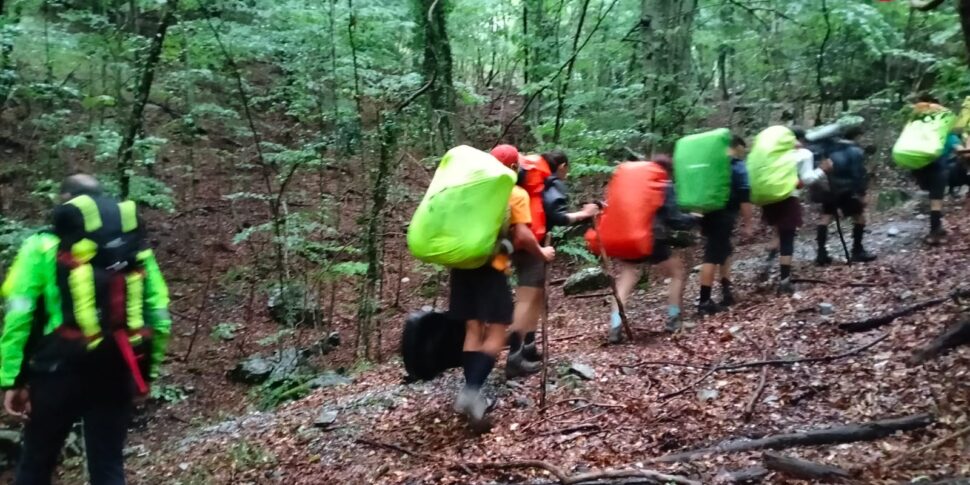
<box><xmin>653</xmin><ymin>153</ymin><xmax>673</xmax><ymax>174</ymax></box>
<box><xmin>543</xmin><ymin>150</ymin><xmax>570</xmax><ymax>179</ymax></box>
<box><xmin>491</xmin><ymin>144</ymin><xmax>521</xmax><ymax>171</ymax></box>
<box><xmin>729</xmin><ymin>134</ymin><xmax>748</xmax><ymax>159</ymax></box>
<box><xmin>58</xmin><ymin>174</ymin><xmax>102</xmax><ymax>202</ymax></box>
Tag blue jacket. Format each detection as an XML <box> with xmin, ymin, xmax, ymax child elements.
<box><xmin>727</xmin><ymin>158</ymin><xmax>750</xmax><ymax>212</ymax></box>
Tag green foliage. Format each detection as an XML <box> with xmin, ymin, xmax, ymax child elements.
<box><xmin>0</xmin><ymin>217</ymin><xmax>36</xmax><ymax>266</ymax></box>
<box><xmin>210</xmin><ymin>323</ymin><xmax>239</xmax><ymax>341</ymax></box>
<box><xmin>150</xmin><ymin>383</ymin><xmax>191</xmax><ymax>404</ymax></box>
<box><xmin>257</xmin><ymin>329</ymin><xmax>295</xmax><ymax>347</ymax></box>
<box><xmin>227</xmin><ymin>440</ymin><xmax>277</xmax><ymax>471</ymax></box>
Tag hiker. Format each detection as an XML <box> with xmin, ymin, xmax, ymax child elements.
<box><xmin>588</xmin><ymin>155</ymin><xmax>694</xmax><ymax>343</ymax></box>
<box><xmin>501</xmin><ymin>147</ymin><xmax>598</xmax><ymax>378</ymax></box>
<box><xmin>2</xmin><ymin>174</ymin><xmax>172</xmax><ymax>485</ymax></box>
<box><xmin>449</xmin><ymin>148</ymin><xmax>554</xmax><ymax>428</ymax></box>
<box><xmin>748</xmin><ymin>126</ymin><xmax>833</xmax><ymax>294</ymax></box>
<box><xmin>688</xmin><ymin>134</ymin><xmax>754</xmax><ymax>315</ymax></box>
<box><xmin>893</xmin><ymin>95</ymin><xmax>961</xmax><ymax>245</ymax></box>
<box><xmin>810</xmin><ymin>125</ymin><xmax>877</xmax><ymax>264</ymax></box>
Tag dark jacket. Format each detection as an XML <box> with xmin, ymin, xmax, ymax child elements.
<box><xmin>542</xmin><ymin>175</ymin><xmax>571</xmax><ymax>228</ymax></box>
<box><xmin>655</xmin><ymin>184</ymin><xmax>695</xmax><ymax>241</ymax></box>
<box><xmin>727</xmin><ymin>158</ymin><xmax>751</xmax><ymax>212</ymax></box>
<box><xmin>809</xmin><ymin>139</ymin><xmax>868</xmax><ymax>198</ymax></box>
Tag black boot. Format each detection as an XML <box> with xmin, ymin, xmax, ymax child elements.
<box><xmin>851</xmin><ymin>224</ymin><xmax>876</xmax><ymax>262</ymax></box>
<box><xmin>720</xmin><ymin>279</ymin><xmax>736</xmax><ymax>307</ymax></box>
<box><xmin>815</xmin><ymin>248</ymin><xmax>832</xmax><ymax>266</ymax></box>
<box><xmin>815</xmin><ymin>225</ymin><xmax>831</xmax><ymax>266</ymax></box>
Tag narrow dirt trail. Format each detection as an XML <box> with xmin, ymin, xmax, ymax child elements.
<box><xmin>133</xmin><ymin>199</ymin><xmax>970</xmax><ymax>484</ymax></box>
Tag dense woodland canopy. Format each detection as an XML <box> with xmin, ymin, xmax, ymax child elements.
<box><xmin>0</xmin><ymin>0</ymin><xmax>969</xmax><ymax>483</ymax></box>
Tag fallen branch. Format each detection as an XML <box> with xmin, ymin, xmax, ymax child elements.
<box><xmin>660</xmin><ymin>362</ymin><xmax>720</xmax><ymax>400</ymax></box>
<box><xmin>714</xmin><ymin>466</ymin><xmax>769</xmax><ymax>484</ymax></box>
<box><xmin>791</xmin><ymin>278</ymin><xmax>876</xmax><ymax>288</ymax></box>
<box><xmin>763</xmin><ymin>452</ymin><xmax>852</xmax><ymax>481</ymax></box>
<box><xmin>568</xmin><ymin>291</ymin><xmax>612</xmax><ymax>300</ymax></box>
<box><xmin>718</xmin><ymin>333</ymin><xmax>889</xmax><ymax>371</ymax></box>
<box><xmin>910</xmin><ymin>319</ymin><xmax>970</xmax><ymax>363</ymax></box>
<box><xmin>885</xmin><ymin>424</ymin><xmax>970</xmax><ymax>467</ymax></box>
<box><xmin>461</xmin><ymin>460</ymin><xmax>701</xmax><ymax>485</ymax></box>
<box><xmin>838</xmin><ymin>288</ymin><xmax>970</xmax><ymax>332</ymax></box>
<box><xmin>537</xmin><ymin>423</ymin><xmax>600</xmax><ymax>437</ymax></box>
<box><xmin>742</xmin><ymin>354</ymin><xmax>769</xmax><ymax>422</ymax></box>
<box><xmin>552</xmin><ymin>331</ymin><xmax>593</xmax><ymax>343</ymax></box>
<box><xmin>618</xmin><ymin>360</ymin><xmax>710</xmax><ymax>370</ymax></box>
<box><xmin>655</xmin><ymin>413</ymin><xmax>934</xmax><ymax>463</ymax></box>
<box><xmin>355</xmin><ymin>437</ymin><xmax>423</xmax><ymax>458</ymax></box>
<box><xmin>519</xmin><ymin>404</ymin><xmax>591</xmax><ymax>434</ymax></box>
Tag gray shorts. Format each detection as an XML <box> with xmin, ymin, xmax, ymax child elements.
<box><xmin>512</xmin><ymin>251</ymin><xmax>546</xmax><ymax>288</ymax></box>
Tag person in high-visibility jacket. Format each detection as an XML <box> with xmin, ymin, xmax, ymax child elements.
<box><xmin>1</xmin><ymin>174</ymin><xmax>172</xmax><ymax>485</ymax></box>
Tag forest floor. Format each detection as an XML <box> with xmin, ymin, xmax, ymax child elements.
<box><xmin>120</xmin><ymin>193</ymin><xmax>970</xmax><ymax>485</ymax></box>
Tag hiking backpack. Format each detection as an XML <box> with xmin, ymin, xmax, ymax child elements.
<box><xmin>584</xmin><ymin>161</ymin><xmax>668</xmax><ymax>260</ymax></box>
<box><xmin>52</xmin><ymin>194</ymin><xmax>152</xmax><ymax>394</ymax></box>
<box><xmin>400</xmin><ymin>311</ymin><xmax>465</xmax><ymax>381</ymax></box>
<box><xmin>407</xmin><ymin>145</ymin><xmax>517</xmax><ymax>269</ymax></box>
<box><xmin>747</xmin><ymin>126</ymin><xmax>801</xmax><ymax>206</ymax></box>
<box><xmin>673</xmin><ymin>128</ymin><xmax>732</xmax><ymax>213</ymax></box>
<box><xmin>518</xmin><ymin>154</ymin><xmax>553</xmax><ymax>241</ymax></box>
<box><xmin>892</xmin><ymin>105</ymin><xmax>955</xmax><ymax>170</ymax></box>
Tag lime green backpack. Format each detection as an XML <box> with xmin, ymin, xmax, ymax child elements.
<box><xmin>407</xmin><ymin>145</ymin><xmax>516</xmax><ymax>269</ymax></box>
<box><xmin>892</xmin><ymin>109</ymin><xmax>955</xmax><ymax>170</ymax></box>
<box><xmin>747</xmin><ymin>126</ymin><xmax>799</xmax><ymax>206</ymax></box>
<box><xmin>673</xmin><ymin>128</ymin><xmax>732</xmax><ymax>213</ymax></box>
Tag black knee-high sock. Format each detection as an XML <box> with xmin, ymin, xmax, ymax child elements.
<box><xmin>508</xmin><ymin>332</ymin><xmax>522</xmax><ymax>354</ymax></box>
<box><xmin>462</xmin><ymin>351</ymin><xmax>496</xmax><ymax>390</ymax></box>
<box><xmin>699</xmin><ymin>285</ymin><xmax>712</xmax><ymax>303</ymax></box>
<box><xmin>524</xmin><ymin>332</ymin><xmax>536</xmax><ymax>346</ymax></box>
<box><xmin>852</xmin><ymin>223</ymin><xmax>865</xmax><ymax>251</ymax></box>
<box><xmin>816</xmin><ymin>225</ymin><xmax>828</xmax><ymax>251</ymax></box>
<box><xmin>780</xmin><ymin>265</ymin><xmax>792</xmax><ymax>280</ymax></box>
<box><xmin>930</xmin><ymin>211</ymin><xmax>942</xmax><ymax>232</ymax></box>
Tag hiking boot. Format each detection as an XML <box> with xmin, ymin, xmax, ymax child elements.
<box><xmin>607</xmin><ymin>326</ymin><xmax>625</xmax><ymax>345</ymax></box>
<box><xmin>521</xmin><ymin>342</ymin><xmax>542</xmax><ymax>362</ymax></box>
<box><xmin>851</xmin><ymin>248</ymin><xmax>877</xmax><ymax>263</ymax></box>
<box><xmin>720</xmin><ymin>287</ymin><xmax>736</xmax><ymax>307</ymax></box>
<box><xmin>454</xmin><ymin>388</ymin><xmax>489</xmax><ymax>429</ymax></box>
<box><xmin>815</xmin><ymin>250</ymin><xmax>833</xmax><ymax>266</ymax></box>
<box><xmin>697</xmin><ymin>299</ymin><xmax>723</xmax><ymax>316</ymax></box>
<box><xmin>664</xmin><ymin>315</ymin><xmax>683</xmax><ymax>333</ymax></box>
<box><xmin>925</xmin><ymin>228</ymin><xmax>947</xmax><ymax>246</ymax></box>
<box><xmin>505</xmin><ymin>351</ymin><xmax>541</xmax><ymax>379</ymax></box>
<box><xmin>777</xmin><ymin>278</ymin><xmax>795</xmax><ymax>295</ymax></box>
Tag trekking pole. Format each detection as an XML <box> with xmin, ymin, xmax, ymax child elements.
<box><xmin>539</xmin><ymin>234</ymin><xmax>551</xmax><ymax>410</ymax></box>
<box><xmin>826</xmin><ymin>175</ymin><xmax>852</xmax><ymax>265</ymax></box>
<box><xmin>592</xmin><ymin>213</ymin><xmax>634</xmax><ymax>341</ymax></box>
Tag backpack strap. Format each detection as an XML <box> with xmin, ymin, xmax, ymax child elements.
<box><xmin>66</xmin><ymin>195</ymin><xmax>103</xmax><ymax>233</ymax></box>
<box><xmin>119</xmin><ymin>200</ymin><xmax>138</xmax><ymax>233</ymax></box>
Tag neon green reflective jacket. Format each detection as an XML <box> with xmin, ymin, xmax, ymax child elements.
<box><xmin>0</xmin><ymin>232</ymin><xmax>172</xmax><ymax>388</ymax></box>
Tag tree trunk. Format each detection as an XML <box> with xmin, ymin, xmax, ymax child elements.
<box><xmin>960</xmin><ymin>0</ymin><xmax>970</xmax><ymax>67</ymax></box>
<box><xmin>552</xmin><ymin>0</ymin><xmax>591</xmax><ymax>143</ymax></box>
<box><xmin>641</xmin><ymin>0</ymin><xmax>696</xmax><ymax>142</ymax></box>
<box><xmin>347</xmin><ymin>0</ymin><xmax>363</xmax><ymax>123</ymax></box>
<box><xmin>415</xmin><ymin>0</ymin><xmax>455</xmax><ymax>151</ymax></box>
<box><xmin>117</xmin><ymin>0</ymin><xmax>177</xmax><ymax>198</ymax></box>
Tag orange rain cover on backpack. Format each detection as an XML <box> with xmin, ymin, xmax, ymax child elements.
<box><xmin>519</xmin><ymin>154</ymin><xmax>553</xmax><ymax>240</ymax></box>
<box><xmin>585</xmin><ymin>161</ymin><xmax>668</xmax><ymax>260</ymax></box>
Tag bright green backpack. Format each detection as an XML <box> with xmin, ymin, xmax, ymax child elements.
<box><xmin>892</xmin><ymin>109</ymin><xmax>955</xmax><ymax>170</ymax></box>
<box><xmin>747</xmin><ymin>126</ymin><xmax>799</xmax><ymax>206</ymax></box>
<box><xmin>407</xmin><ymin>145</ymin><xmax>516</xmax><ymax>269</ymax></box>
<box><xmin>673</xmin><ymin>128</ymin><xmax>732</xmax><ymax>213</ymax></box>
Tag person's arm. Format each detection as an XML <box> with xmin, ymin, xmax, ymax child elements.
<box><xmin>0</xmin><ymin>237</ymin><xmax>49</xmax><ymax>390</ymax></box>
<box><xmin>797</xmin><ymin>149</ymin><xmax>828</xmax><ymax>187</ymax></box>
<box><xmin>543</xmin><ymin>179</ymin><xmax>598</xmax><ymax>226</ymax></box>
<box><xmin>140</xmin><ymin>249</ymin><xmax>171</xmax><ymax>381</ymax></box>
<box><xmin>512</xmin><ymin>224</ymin><xmax>553</xmax><ymax>261</ymax></box>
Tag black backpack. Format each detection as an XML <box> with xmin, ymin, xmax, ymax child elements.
<box><xmin>50</xmin><ymin>194</ymin><xmax>152</xmax><ymax>393</ymax></box>
<box><xmin>401</xmin><ymin>311</ymin><xmax>465</xmax><ymax>381</ymax></box>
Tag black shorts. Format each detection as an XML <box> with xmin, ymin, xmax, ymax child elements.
<box><xmin>821</xmin><ymin>192</ymin><xmax>865</xmax><ymax>218</ymax></box>
<box><xmin>448</xmin><ymin>265</ymin><xmax>513</xmax><ymax>324</ymax></box>
<box><xmin>761</xmin><ymin>196</ymin><xmax>803</xmax><ymax>231</ymax></box>
<box><xmin>621</xmin><ymin>239</ymin><xmax>672</xmax><ymax>265</ymax></box>
<box><xmin>914</xmin><ymin>162</ymin><xmax>947</xmax><ymax>200</ymax></box>
<box><xmin>700</xmin><ymin>210</ymin><xmax>735</xmax><ymax>265</ymax></box>
<box><xmin>512</xmin><ymin>251</ymin><xmax>545</xmax><ymax>288</ymax></box>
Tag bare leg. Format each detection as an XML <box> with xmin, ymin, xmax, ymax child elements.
<box><xmin>509</xmin><ymin>287</ymin><xmax>542</xmax><ymax>341</ymax></box>
<box><xmin>610</xmin><ymin>260</ymin><xmax>642</xmax><ymax>314</ymax></box>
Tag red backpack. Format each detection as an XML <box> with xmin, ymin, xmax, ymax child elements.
<box><xmin>519</xmin><ymin>154</ymin><xmax>553</xmax><ymax>241</ymax></box>
<box><xmin>585</xmin><ymin>161</ymin><xmax>668</xmax><ymax>260</ymax></box>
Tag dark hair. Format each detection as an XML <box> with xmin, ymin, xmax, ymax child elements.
<box><xmin>916</xmin><ymin>92</ymin><xmax>939</xmax><ymax>104</ymax></box>
<box><xmin>730</xmin><ymin>135</ymin><xmax>747</xmax><ymax>148</ymax></box>
<box><xmin>542</xmin><ymin>150</ymin><xmax>570</xmax><ymax>172</ymax></box>
<box><xmin>60</xmin><ymin>174</ymin><xmax>102</xmax><ymax>197</ymax></box>
<box><xmin>653</xmin><ymin>153</ymin><xmax>673</xmax><ymax>173</ymax></box>
<box><xmin>843</xmin><ymin>125</ymin><xmax>864</xmax><ymax>140</ymax></box>
<box><xmin>790</xmin><ymin>126</ymin><xmax>807</xmax><ymax>141</ymax></box>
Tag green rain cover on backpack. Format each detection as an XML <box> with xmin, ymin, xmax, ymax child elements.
<box><xmin>747</xmin><ymin>126</ymin><xmax>799</xmax><ymax>206</ymax></box>
<box><xmin>673</xmin><ymin>128</ymin><xmax>732</xmax><ymax>212</ymax></box>
<box><xmin>892</xmin><ymin>109</ymin><xmax>955</xmax><ymax>170</ymax></box>
<box><xmin>407</xmin><ymin>145</ymin><xmax>516</xmax><ymax>269</ymax></box>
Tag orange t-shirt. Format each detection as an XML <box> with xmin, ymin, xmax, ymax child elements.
<box><xmin>492</xmin><ymin>186</ymin><xmax>532</xmax><ymax>272</ymax></box>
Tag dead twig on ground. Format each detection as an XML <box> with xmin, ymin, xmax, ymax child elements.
<box><xmin>459</xmin><ymin>460</ymin><xmax>701</xmax><ymax>485</ymax></box>
<box><xmin>660</xmin><ymin>362</ymin><xmax>720</xmax><ymax>401</ymax></box>
<box><xmin>838</xmin><ymin>288</ymin><xmax>970</xmax><ymax>332</ymax></box>
<box><xmin>885</xmin><ymin>424</ymin><xmax>970</xmax><ymax>467</ymax></box>
<box><xmin>763</xmin><ymin>452</ymin><xmax>854</xmax><ymax>482</ymax></box>
<box><xmin>743</xmin><ymin>353</ymin><xmax>769</xmax><ymax>422</ymax></box>
<box><xmin>655</xmin><ymin>413</ymin><xmax>934</xmax><ymax>463</ymax></box>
